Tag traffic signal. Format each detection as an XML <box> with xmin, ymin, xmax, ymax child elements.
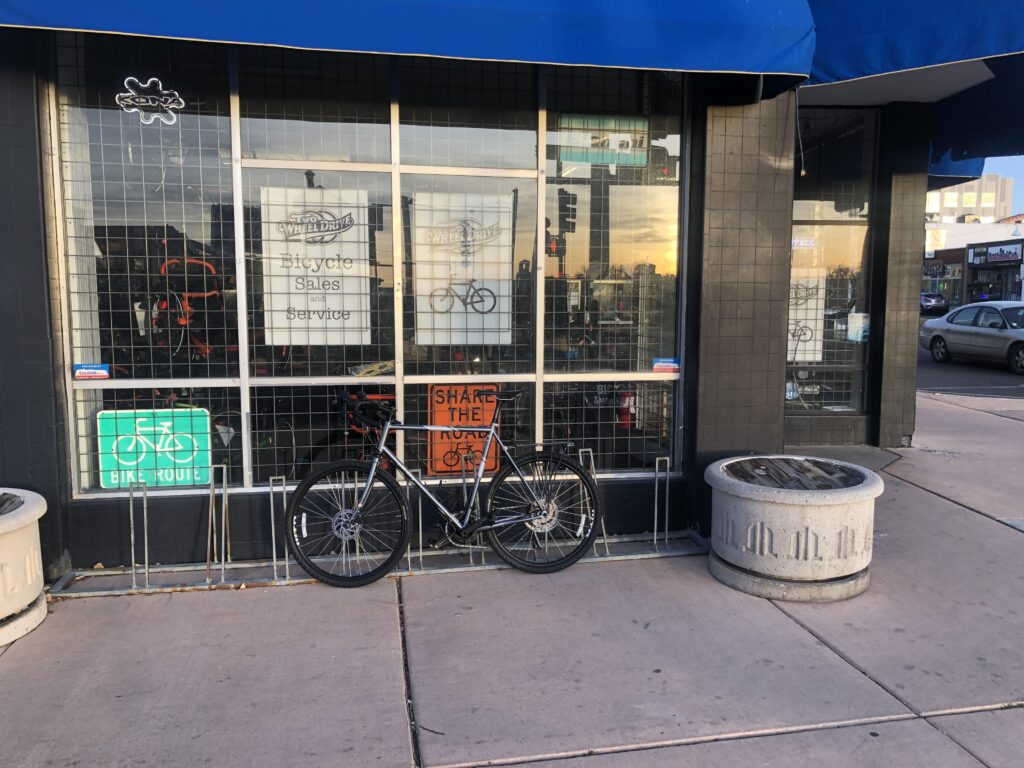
<box><xmin>557</xmin><ymin>188</ymin><xmax>577</xmax><ymax>234</ymax></box>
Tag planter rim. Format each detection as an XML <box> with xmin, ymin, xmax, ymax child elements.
<box><xmin>0</xmin><ymin>489</ymin><xmax>46</xmax><ymax>536</ymax></box>
<box><xmin>704</xmin><ymin>455</ymin><xmax>884</xmax><ymax>505</ymax></box>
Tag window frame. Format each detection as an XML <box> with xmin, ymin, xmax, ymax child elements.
<box><xmin>52</xmin><ymin>38</ymin><xmax>687</xmax><ymax>497</ymax></box>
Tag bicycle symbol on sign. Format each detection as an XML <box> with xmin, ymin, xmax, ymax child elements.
<box><xmin>429</xmin><ymin>278</ymin><xmax>497</xmax><ymax>314</ymax></box>
<box><xmin>113</xmin><ymin>417</ymin><xmax>199</xmax><ymax>466</ymax></box>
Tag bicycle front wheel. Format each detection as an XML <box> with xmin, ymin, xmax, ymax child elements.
<box><xmin>286</xmin><ymin>460</ymin><xmax>410</xmax><ymax>587</ymax></box>
<box><xmin>485</xmin><ymin>453</ymin><xmax>598</xmax><ymax>574</ymax></box>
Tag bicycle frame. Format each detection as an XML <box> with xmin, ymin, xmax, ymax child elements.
<box><xmin>356</xmin><ymin>410</ymin><xmax>546</xmax><ymax>534</ymax></box>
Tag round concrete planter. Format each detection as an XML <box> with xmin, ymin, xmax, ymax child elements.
<box><xmin>0</xmin><ymin>489</ymin><xmax>47</xmax><ymax>645</ymax></box>
<box><xmin>705</xmin><ymin>456</ymin><xmax>883</xmax><ymax>602</ymax></box>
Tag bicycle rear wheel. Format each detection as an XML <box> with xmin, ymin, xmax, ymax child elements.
<box><xmin>485</xmin><ymin>453</ymin><xmax>598</xmax><ymax>574</ymax></box>
<box><xmin>286</xmin><ymin>460</ymin><xmax>410</xmax><ymax>587</ymax></box>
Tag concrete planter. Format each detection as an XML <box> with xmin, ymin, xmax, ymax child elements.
<box><xmin>705</xmin><ymin>456</ymin><xmax>884</xmax><ymax>602</ymax></box>
<box><xmin>0</xmin><ymin>489</ymin><xmax>47</xmax><ymax>645</ymax></box>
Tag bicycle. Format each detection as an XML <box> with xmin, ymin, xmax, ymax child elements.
<box><xmin>285</xmin><ymin>390</ymin><xmax>599</xmax><ymax>587</ymax></box>
<box><xmin>428</xmin><ymin>278</ymin><xmax>497</xmax><ymax>314</ymax></box>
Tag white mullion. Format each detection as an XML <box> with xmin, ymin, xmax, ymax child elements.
<box><xmin>544</xmin><ymin>372</ymin><xmax>682</xmax><ymax>383</ymax></box>
<box><xmin>390</xmin><ymin>65</ymin><xmax>405</xmax><ymax>461</ymax></box>
<box><xmin>534</xmin><ymin>67</ymin><xmax>547</xmax><ymax>449</ymax></box>
<box><xmin>250</xmin><ymin>375</ymin><xmax>397</xmax><ymax>387</ymax></box>
<box><xmin>405</xmin><ymin>373</ymin><xmax>536</xmax><ymax>385</ymax></box>
<box><xmin>229</xmin><ymin>52</ymin><xmax>255</xmax><ymax>488</ymax></box>
<box><xmin>398</xmin><ymin>164</ymin><xmax>535</xmax><ymax>179</ymax></box>
<box><xmin>45</xmin><ymin>68</ymin><xmax>80</xmax><ymax>495</ymax></box>
<box><xmin>240</xmin><ymin>158</ymin><xmax>392</xmax><ymax>173</ymax></box>
<box><xmin>72</xmin><ymin>377</ymin><xmax>241</xmax><ymax>391</ymax></box>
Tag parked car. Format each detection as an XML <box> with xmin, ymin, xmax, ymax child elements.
<box><xmin>920</xmin><ymin>292</ymin><xmax>950</xmax><ymax>315</ymax></box>
<box><xmin>919</xmin><ymin>302</ymin><xmax>1024</xmax><ymax>374</ymax></box>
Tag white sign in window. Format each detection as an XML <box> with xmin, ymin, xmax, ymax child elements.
<box><xmin>788</xmin><ymin>268</ymin><xmax>825</xmax><ymax>363</ymax></box>
<box><xmin>412</xmin><ymin>192</ymin><xmax>514</xmax><ymax>346</ymax></box>
<box><xmin>260</xmin><ymin>187</ymin><xmax>371</xmax><ymax>346</ymax></box>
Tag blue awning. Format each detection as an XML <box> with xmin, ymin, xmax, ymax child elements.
<box><xmin>806</xmin><ymin>0</ymin><xmax>1024</xmax><ymax>86</ymax></box>
<box><xmin>0</xmin><ymin>1</ymin><xmax>815</xmax><ymax>79</ymax></box>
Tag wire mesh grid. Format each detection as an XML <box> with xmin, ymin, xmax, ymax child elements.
<box><xmin>55</xmin><ymin>38</ymin><xmax>685</xmax><ymax>498</ymax></box>
<box><xmin>58</xmin><ymin>33</ymin><xmax>238</xmax><ymax>380</ymax></box>
<box><xmin>544</xmin><ymin>380</ymin><xmax>674</xmax><ymax>470</ymax></box>
<box><xmin>398</xmin><ymin>57</ymin><xmax>537</xmax><ymax>169</ymax></box>
<box><xmin>543</xmin><ymin>69</ymin><xmax>681</xmax><ymax>373</ymax></box>
<box><xmin>249</xmin><ymin>384</ymin><xmax>396</xmax><ymax>483</ymax></box>
<box><xmin>243</xmin><ymin>168</ymin><xmax>395</xmax><ymax>377</ymax></box>
<box><xmin>401</xmin><ymin>174</ymin><xmax>537</xmax><ymax>375</ymax></box>
<box><xmin>239</xmin><ymin>46</ymin><xmax>391</xmax><ymax>164</ymax></box>
<box><xmin>788</xmin><ymin>109</ymin><xmax>877</xmax><ymax>413</ymax></box>
<box><xmin>74</xmin><ymin>386</ymin><xmax>243</xmax><ymax>492</ymax></box>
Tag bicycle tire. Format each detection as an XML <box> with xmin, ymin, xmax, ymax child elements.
<box><xmin>468</xmin><ymin>286</ymin><xmax>497</xmax><ymax>314</ymax></box>
<box><xmin>485</xmin><ymin>452</ymin><xmax>599</xmax><ymax>574</ymax></box>
<box><xmin>286</xmin><ymin>460</ymin><xmax>410</xmax><ymax>587</ymax></box>
<box><xmin>429</xmin><ymin>287</ymin><xmax>455</xmax><ymax>314</ymax></box>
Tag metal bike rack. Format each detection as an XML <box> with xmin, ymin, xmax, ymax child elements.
<box><xmin>653</xmin><ymin>456</ymin><xmax>671</xmax><ymax>551</ymax></box>
<box><xmin>128</xmin><ymin>482</ymin><xmax>149</xmax><ymax>590</ymax></box>
<box><xmin>405</xmin><ymin>468</ymin><xmax>425</xmax><ymax>573</ymax></box>
<box><xmin>578</xmin><ymin>448</ymin><xmax>611</xmax><ymax>557</ymax></box>
<box><xmin>268</xmin><ymin>475</ymin><xmax>289</xmax><ymax>582</ymax></box>
<box><xmin>205</xmin><ymin>464</ymin><xmax>231</xmax><ymax>584</ymax></box>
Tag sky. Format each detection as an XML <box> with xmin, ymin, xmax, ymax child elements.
<box><xmin>984</xmin><ymin>155</ymin><xmax>1024</xmax><ymax>213</ymax></box>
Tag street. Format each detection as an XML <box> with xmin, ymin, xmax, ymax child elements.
<box><xmin>917</xmin><ymin>345</ymin><xmax>1024</xmax><ymax>398</ymax></box>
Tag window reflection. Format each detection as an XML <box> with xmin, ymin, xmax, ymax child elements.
<box><xmin>240</xmin><ymin>48</ymin><xmax>390</xmax><ymax>163</ymax></box>
<box><xmin>544</xmin><ymin>70</ymin><xmax>681</xmax><ymax>373</ymax></box>
<box><xmin>399</xmin><ymin>58</ymin><xmax>537</xmax><ymax>169</ymax></box>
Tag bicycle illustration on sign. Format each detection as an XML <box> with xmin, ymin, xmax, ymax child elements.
<box><xmin>428</xmin><ymin>278</ymin><xmax>497</xmax><ymax>314</ymax></box>
<box><xmin>112</xmin><ymin>416</ymin><xmax>199</xmax><ymax>466</ymax></box>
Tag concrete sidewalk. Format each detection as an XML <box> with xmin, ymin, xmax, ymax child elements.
<box><xmin>1</xmin><ymin>394</ymin><xmax>1022</xmax><ymax>767</ymax></box>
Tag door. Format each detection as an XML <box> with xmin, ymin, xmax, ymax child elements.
<box><xmin>973</xmin><ymin>306</ymin><xmax>1009</xmax><ymax>359</ymax></box>
<box><xmin>943</xmin><ymin>306</ymin><xmax>980</xmax><ymax>354</ymax></box>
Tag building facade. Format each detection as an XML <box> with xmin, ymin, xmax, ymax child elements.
<box><xmin>0</xmin><ymin>27</ymin><xmax>928</xmax><ymax>576</ymax></box>
<box><xmin>925</xmin><ymin>173</ymin><xmax>1014</xmax><ymax>224</ymax></box>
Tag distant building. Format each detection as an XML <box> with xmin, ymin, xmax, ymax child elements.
<box><xmin>925</xmin><ymin>173</ymin><xmax>1013</xmax><ymax>224</ymax></box>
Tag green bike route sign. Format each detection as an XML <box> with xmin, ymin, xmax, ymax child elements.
<box><xmin>97</xmin><ymin>408</ymin><xmax>211</xmax><ymax>489</ymax></box>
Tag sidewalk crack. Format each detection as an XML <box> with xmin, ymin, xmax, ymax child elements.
<box><xmin>397</xmin><ymin>577</ymin><xmax>424</xmax><ymax>768</ymax></box>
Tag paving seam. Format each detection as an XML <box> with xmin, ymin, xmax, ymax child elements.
<box><xmin>923</xmin><ymin>701</ymin><xmax>1024</xmax><ymax>765</ymax></box>
<box><xmin>0</xmin><ymin>643</ymin><xmax>10</xmax><ymax>660</ymax></box>
<box><xmin>397</xmin><ymin>578</ymin><xmax>424</xmax><ymax>768</ymax></box>
<box><xmin>881</xmin><ymin>470</ymin><xmax>1024</xmax><ymax>534</ymax></box>
<box><xmin>424</xmin><ymin>713</ymin><xmax>920</xmax><ymax>768</ymax></box>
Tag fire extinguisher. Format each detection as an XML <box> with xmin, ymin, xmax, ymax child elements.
<box><xmin>617</xmin><ymin>391</ymin><xmax>636</xmax><ymax>429</ymax></box>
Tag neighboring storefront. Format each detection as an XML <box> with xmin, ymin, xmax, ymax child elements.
<box><xmin>923</xmin><ymin>248</ymin><xmax>965</xmax><ymax>307</ymax></box>
<box><xmin>965</xmin><ymin>239</ymin><xmax>1024</xmax><ymax>303</ymax></box>
<box><xmin>0</xmin><ymin>14</ymin><xmax>939</xmax><ymax>575</ymax></box>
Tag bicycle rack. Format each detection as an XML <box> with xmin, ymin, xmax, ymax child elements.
<box><xmin>405</xmin><ymin>468</ymin><xmax>425</xmax><ymax>573</ymax></box>
<box><xmin>128</xmin><ymin>482</ymin><xmax>149</xmax><ymax>590</ymax></box>
<box><xmin>653</xmin><ymin>457</ymin><xmax>671</xmax><ymax>552</ymax></box>
<box><xmin>268</xmin><ymin>475</ymin><xmax>289</xmax><ymax>582</ymax></box>
<box><xmin>577</xmin><ymin>448</ymin><xmax>611</xmax><ymax>557</ymax></box>
<box><xmin>205</xmin><ymin>464</ymin><xmax>231</xmax><ymax>584</ymax></box>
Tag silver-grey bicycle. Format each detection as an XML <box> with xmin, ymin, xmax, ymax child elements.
<box><xmin>285</xmin><ymin>390</ymin><xmax>599</xmax><ymax>587</ymax></box>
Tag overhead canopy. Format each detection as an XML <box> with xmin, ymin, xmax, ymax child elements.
<box><xmin>802</xmin><ymin>0</ymin><xmax>1024</xmax><ymax>105</ymax></box>
<box><xmin>0</xmin><ymin>1</ymin><xmax>815</xmax><ymax>80</ymax></box>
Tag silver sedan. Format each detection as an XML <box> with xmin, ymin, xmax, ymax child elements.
<box><xmin>919</xmin><ymin>302</ymin><xmax>1024</xmax><ymax>374</ymax></box>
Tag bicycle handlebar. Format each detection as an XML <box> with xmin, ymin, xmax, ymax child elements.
<box><xmin>345</xmin><ymin>391</ymin><xmax>395</xmax><ymax>429</ymax></box>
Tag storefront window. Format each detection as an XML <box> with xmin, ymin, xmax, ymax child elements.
<box><xmin>788</xmin><ymin>110</ymin><xmax>876</xmax><ymax>413</ymax></box>
<box><xmin>56</xmin><ymin>35</ymin><xmax>683</xmax><ymax>493</ymax></box>
<box><xmin>544</xmin><ymin>69</ymin><xmax>681</xmax><ymax>374</ymax></box>
<box><xmin>401</xmin><ymin>174</ymin><xmax>536</xmax><ymax>376</ymax></box>
<box><xmin>399</xmin><ymin>58</ymin><xmax>536</xmax><ymax>169</ymax></box>
<box><xmin>240</xmin><ymin>48</ymin><xmax>390</xmax><ymax>163</ymax></box>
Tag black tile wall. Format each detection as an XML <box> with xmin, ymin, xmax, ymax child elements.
<box><xmin>695</xmin><ymin>93</ymin><xmax>795</xmax><ymax>466</ymax></box>
<box><xmin>0</xmin><ymin>29</ymin><xmax>70</xmax><ymax>578</ymax></box>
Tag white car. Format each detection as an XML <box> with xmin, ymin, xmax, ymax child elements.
<box><xmin>919</xmin><ymin>302</ymin><xmax>1024</xmax><ymax>374</ymax></box>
